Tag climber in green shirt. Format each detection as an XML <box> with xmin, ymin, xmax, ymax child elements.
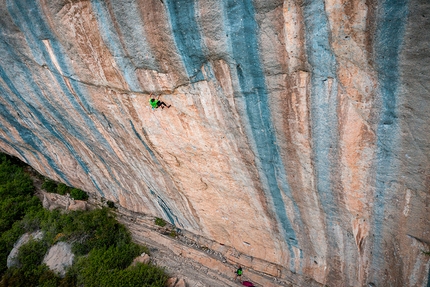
<box><xmin>149</xmin><ymin>94</ymin><xmax>171</xmax><ymax>109</ymax></box>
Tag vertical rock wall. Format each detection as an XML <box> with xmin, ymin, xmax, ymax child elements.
<box><xmin>0</xmin><ymin>0</ymin><xmax>429</xmax><ymax>285</ymax></box>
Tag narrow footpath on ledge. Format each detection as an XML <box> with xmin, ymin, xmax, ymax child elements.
<box><xmin>111</xmin><ymin>204</ymin><xmax>322</xmax><ymax>287</ymax></box>
<box><xmin>114</xmin><ymin>208</ymin><xmax>285</xmax><ymax>287</ymax></box>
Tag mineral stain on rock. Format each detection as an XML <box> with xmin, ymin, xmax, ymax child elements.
<box><xmin>0</xmin><ymin>0</ymin><xmax>429</xmax><ymax>286</ymax></box>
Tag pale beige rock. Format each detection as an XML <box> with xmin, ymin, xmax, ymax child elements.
<box><xmin>165</xmin><ymin>278</ymin><xmax>178</xmax><ymax>287</ymax></box>
<box><xmin>175</xmin><ymin>278</ymin><xmax>186</xmax><ymax>287</ymax></box>
<box><xmin>131</xmin><ymin>252</ymin><xmax>151</xmax><ymax>266</ymax></box>
<box><xmin>42</xmin><ymin>192</ymin><xmax>69</xmax><ymax>211</ymax></box>
<box><xmin>67</xmin><ymin>199</ymin><xmax>87</xmax><ymax>211</ymax></box>
<box><xmin>40</xmin><ymin>191</ymin><xmax>87</xmax><ymax>211</ymax></box>
<box><xmin>165</xmin><ymin>277</ymin><xmax>187</xmax><ymax>287</ymax></box>
<box><xmin>42</xmin><ymin>242</ymin><xmax>74</xmax><ymax>277</ymax></box>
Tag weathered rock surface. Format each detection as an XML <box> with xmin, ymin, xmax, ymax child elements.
<box><xmin>0</xmin><ymin>0</ymin><xmax>429</xmax><ymax>286</ymax></box>
<box><xmin>131</xmin><ymin>252</ymin><xmax>151</xmax><ymax>266</ymax></box>
<box><xmin>41</xmin><ymin>191</ymin><xmax>87</xmax><ymax>211</ymax></box>
<box><xmin>6</xmin><ymin>231</ymin><xmax>43</xmax><ymax>268</ymax></box>
<box><xmin>166</xmin><ymin>278</ymin><xmax>187</xmax><ymax>287</ymax></box>
<box><xmin>42</xmin><ymin>242</ymin><xmax>74</xmax><ymax>277</ymax></box>
<box><xmin>117</xmin><ymin>207</ymin><xmax>322</xmax><ymax>287</ymax></box>
<box><xmin>67</xmin><ymin>198</ymin><xmax>88</xmax><ymax>211</ymax></box>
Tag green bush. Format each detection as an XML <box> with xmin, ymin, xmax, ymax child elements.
<box><xmin>0</xmin><ymin>154</ymin><xmax>42</xmax><ymax>276</ymax></box>
<box><xmin>0</xmin><ymin>196</ymin><xmax>41</xmax><ymax>233</ymax></box>
<box><xmin>75</xmin><ymin>245</ymin><xmax>166</xmax><ymax>287</ymax></box>
<box><xmin>42</xmin><ymin>179</ymin><xmax>86</xmax><ymax>199</ymax></box>
<box><xmin>0</xmin><ymin>264</ymin><xmax>60</xmax><ymax>287</ymax></box>
<box><xmin>0</xmin><ymin>154</ymin><xmax>37</xmax><ymax>234</ymax></box>
<box><xmin>112</xmin><ymin>263</ymin><xmax>167</xmax><ymax>287</ymax></box>
<box><xmin>107</xmin><ymin>201</ymin><xmax>115</xmax><ymax>209</ymax></box>
<box><xmin>154</xmin><ymin>217</ymin><xmax>166</xmax><ymax>227</ymax></box>
<box><xmin>58</xmin><ymin>268</ymin><xmax>78</xmax><ymax>287</ymax></box>
<box><xmin>41</xmin><ymin>179</ymin><xmax>57</xmax><ymax>193</ymax></box>
<box><xmin>37</xmin><ymin>208</ymin><xmax>131</xmax><ymax>255</ymax></box>
<box><xmin>56</xmin><ymin>183</ymin><xmax>70</xmax><ymax>195</ymax></box>
<box><xmin>0</xmin><ymin>154</ymin><xmax>34</xmax><ymax>198</ymax></box>
<box><xmin>70</xmin><ymin>188</ymin><xmax>88</xmax><ymax>201</ymax></box>
<box><xmin>169</xmin><ymin>230</ymin><xmax>177</xmax><ymax>238</ymax></box>
<box><xmin>38</xmin><ymin>268</ymin><xmax>62</xmax><ymax>287</ymax></box>
<box><xmin>0</xmin><ymin>153</ymin><xmax>167</xmax><ymax>286</ymax></box>
<box><xmin>16</xmin><ymin>239</ymin><xmax>48</xmax><ymax>271</ymax></box>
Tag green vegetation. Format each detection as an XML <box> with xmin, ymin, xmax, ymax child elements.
<box><xmin>70</xmin><ymin>188</ymin><xmax>88</xmax><ymax>201</ymax></box>
<box><xmin>41</xmin><ymin>179</ymin><xmax>57</xmax><ymax>193</ymax></box>
<box><xmin>1</xmin><ymin>238</ymin><xmax>57</xmax><ymax>287</ymax></box>
<box><xmin>0</xmin><ymin>153</ymin><xmax>41</xmax><ymax>276</ymax></box>
<box><xmin>107</xmin><ymin>200</ymin><xmax>116</xmax><ymax>209</ymax></box>
<box><xmin>42</xmin><ymin>179</ymin><xmax>88</xmax><ymax>200</ymax></box>
<box><xmin>422</xmin><ymin>250</ymin><xmax>430</xmax><ymax>256</ymax></box>
<box><xmin>155</xmin><ymin>217</ymin><xmax>167</xmax><ymax>227</ymax></box>
<box><xmin>168</xmin><ymin>230</ymin><xmax>177</xmax><ymax>238</ymax></box>
<box><xmin>0</xmin><ymin>153</ymin><xmax>168</xmax><ymax>287</ymax></box>
<box><xmin>56</xmin><ymin>183</ymin><xmax>69</xmax><ymax>195</ymax></box>
<box><xmin>16</xmin><ymin>239</ymin><xmax>49</xmax><ymax>269</ymax></box>
<box><xmin>74</xmin><ymin>244</ymin><xmax>166</xmax><ymax>287</ymax></box>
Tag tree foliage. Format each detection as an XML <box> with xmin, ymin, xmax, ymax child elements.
<box><xmin>0</xmin><ymin>154</ymin><xmax>41</xmax><ymax>275</ymax></box>
<box><xmin>0</xmin><ymin>153</ymin><xmax>167</xmax><ymax>286</ymax></box>
<box><xmin>70</xmin><ymin>188</ymin><xmax>88</xmax><ymax>200</ymax></box>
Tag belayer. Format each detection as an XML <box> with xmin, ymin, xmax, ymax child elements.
<box><xmin>149</xmin><ymin>94</ymin><xmax>171</xmax><ymax>109</ymax></box>
<box><xmin>234</xmin><ymin>266</ymin><xmax>243</xmax><ymax>281</ymax></box>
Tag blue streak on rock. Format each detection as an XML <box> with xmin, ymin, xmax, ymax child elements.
<box><xmin>223</xmin><ymin>0</ymin><xmax>299</xmax><ymax>262</ymax></box>
<box><xmin>108</xmin><ymin>0</ymin><xmax>157</xmax><ymax>70</ymax></box>
<box><xmin>130</xmin><ymin>120</ymin><xmax>159</xmax><ymax>164</ymax></box>
<box><xmin>5</xmin><ymin>0</ymin><xmax>114</xmax><ymax>152</ymax></box>
<box><xmin>149</xmin><ymin>189</ymin><xmax>179</xmax><ymax>226</ymax></box>
<box><xmin>0</xmin><ymin>134</ymin><xmax>29</xmax><ymax>163</ymax></box>
<box><xmin>302</xmin><ymin>1</ymin><xmax>336</xmax><ymax>78</ymax></box>
<box><xmin>88</xmin><ymin>175</ymin><xmax>104</xmax><ymax>197</ymax></box>
<box><xmin>3</xmin><ymin>0</ymin><xmax>121</xmax><ymax>196</ymax></box>
<box><xmin>371</xmin><ymin>0</ymin><xmax>408</xmax><ymax>277</ymax></box>
<box><xmin>0</xmin><ymin>93</ymin><xmax>69</xmax><ymax>184</ymax></box>
<box><xmin>4</xmin><ymin>0</ymin><xmax>46</xmax><ymax>65</ymax></box>
<box><xmin>164</xmin><ymin>0</ymin><xmax>205</xmax><ymax>82</ymax></box>
<box><xmin>130</xmin><ymin>120</ymin><xmax>182</xmax><ymax>227</ymax></box>
<box><xmin>302</xmin><ymin>0</ymin><xmax>338</xmax><ymax>222</ymax></box>
<box><xmin>95</xmin><ymin>154</ymin><xmax>120</xmax><ymax>198</ymax></box>
<box><xmin>0</xmin><ymin>78</ymin><xmax>73</xmax><ymax>182</ymax></box>
<box><xmin>0</xmin><ymin>55</ymin><xmax>100</xmax><ymax>192</ymax></box>
<box><xmin>0</xmin><ymin>53</ymin><xmax>93</xmax><ymax>189</ymax></box>
<box><xmin>427</xmin><ymin>267</ymin><xmax>430</xmax><ymax>287</ymax></box>
<box><xmin>90</xmin><ymin>0</ymin><xmax>142</xmax><ymax>91</ymax></box>
<box><xmin>157</xmin><ymin>195</ymin><xmax>179</xmax><ymax>225</ymax></box>
<box><xmin>0</xmin><ymin>116</ymin><xmax>30</xmax><ymax>161</ymax></box>
<box><xmin>8</xmin><ymin>1</ymin><xmax>103</xmax><ymax>135</ymax></box>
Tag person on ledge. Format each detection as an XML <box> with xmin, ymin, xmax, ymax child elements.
<box><xmin>234</xmin><ymin>266</ymin><xmax>243</xmax><ymax>281</ymax></box>
<box><xmin>149</xmin><ymin>94</ymin><xmax>171</xmax><ymax>109</ymax></box>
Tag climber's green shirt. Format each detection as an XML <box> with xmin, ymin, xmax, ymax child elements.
<box><xmin>150</xmin><ymin>99</ymin><xmax>159</xmax><ymax>108</ymax></box>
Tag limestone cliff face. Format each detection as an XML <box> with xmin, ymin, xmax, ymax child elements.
<box><xmin>0</xmin><ymin>0</ymin><xmax>429</xmax><ymax>286</ymax></box>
